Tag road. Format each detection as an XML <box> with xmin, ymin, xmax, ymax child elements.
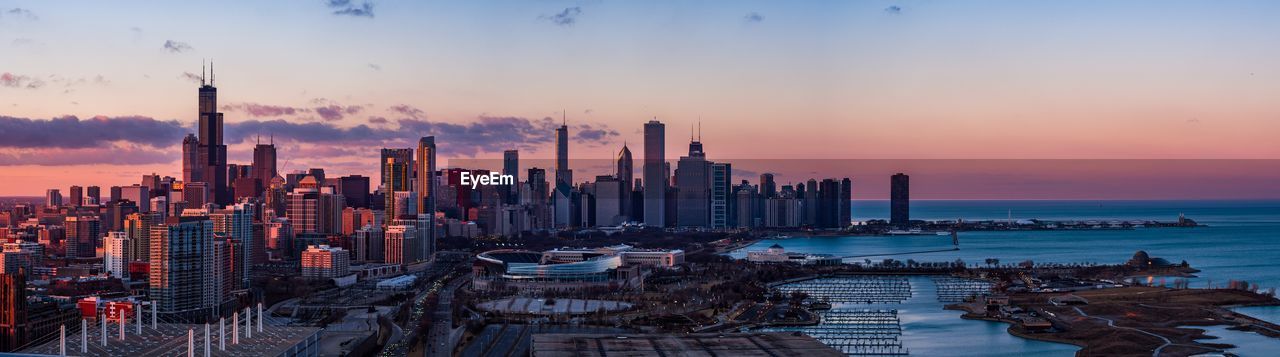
<box><xmin>425</xmin><ymin>273</ymin><xmax>469</xmax><ymax>357</ymax></box>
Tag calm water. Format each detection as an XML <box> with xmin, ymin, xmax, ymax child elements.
<box><xmin>733</xmin><ymin>200</ymin><xmax>1280</xmax><ymax>355</ymax></box>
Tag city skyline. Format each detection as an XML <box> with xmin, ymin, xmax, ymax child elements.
<box><xmin>3</xmin><ymin>1</ymin><xmax>1280</xmax><ymax>197</ymax></box>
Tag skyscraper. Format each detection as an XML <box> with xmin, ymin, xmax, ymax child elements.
<box><xmin>643</xmin><ymin>120</ymin><xmax>666</xmax><ymax>227</ymax></box>
<box><xmin>64</xmin><ymin>215</ymin><xmax>101</xmax><ymax>259</ymax></box>
<box><xmin>616</xmin><ymin>144</ymin><xmax>633</xmax><ymax>221</ymax></box>
<box><xmin>555</xmin><ymin>120</ymin><xmax>571</xmax><ymax>190</ymax></box>
<box><xmin>252</xmin><ymin>136</ymin><xmax>278</xmax><ymax>192</ymax></box>
<box><xmin>710</xmin><ymin>162</ymin><xmax>731</xmax><ymax>229</ymax></box>
<box><xmin>380</xmin><ymin>148</ymin><xmax>413</xmax><ymax>191</ymax></box>
<box><xmin>44</xmin><ymin>189</ymin><xmax>61</xmax><ymax>208</ymax></box>
<box><xmin>503</xmin><ymin>150</ymin><xmax>519</xmax><ymax>205</ymax></box>
<box><xmin>86</xmin><ymin>186</ymin><xmax>101</xmax><ymax>205</ymax></box>
<box><xmin>336</xmin><ymin>175</ymin><xmax>371</xmax><ymax>209</ymax></box>
<box><xmin>890</xmin><ymin>173</ymin><xmax>910</xmax><ymax>227</ymax></box>
<box><xmin>68</xmin><ymin>186</ymin><xmax>83</xmax><ymax>207</ymax></box>
<box><xmin>195</xmin><ymin>65</ymin><xmax>229</xmax><ymax>205</ymax></box>
<box><xmin>103</xmin><ymin>232</ymin><xmax>130</xmax><ymax>279</ymax></box>
<box><xmin>760</xmin><ymin>173</ymin><xmax>777</xmax><ymax>199</ymax></box>
<box><xmin>150</xmin><ymin>216</ymin><xmax>218</xmax><ymax>321</ymax></box>
<box><xmin>416</xmin><ymin>137</ymin><xmax>436</xmax><ymax>220</ymax></box>
<box><xmin>0</xmin><ymin>270</ymin><xmax>26</xmax><ymax>352</ymax></box>
<box><xmin>675</xmin><ymin>133</ymin><xmax>710</xmax><ymax>228</ymax></box>
<box><xmin>840</xmin><ymin>178</ymin><xmax>853</xmax><ymax>227</ymax></box>
<box><xmin>383</xmin><ymin>156</ymin><xmax>411</xmax><ymax>225</ymax></box>
<box><xmin>182</xmin><ymin>134</ymin><xmax>200</xmax><ymax>184</ymax></box>
<box><xmin>211</xmin><ymin>203</ymin><xmax>254</xmax><ymax>289</ymax></box>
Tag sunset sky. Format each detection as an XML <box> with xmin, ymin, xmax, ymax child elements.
<box><xmin>2</xmin><ymin>1</ymin><xmax>1279</xmax><ymax>198</ymax></box>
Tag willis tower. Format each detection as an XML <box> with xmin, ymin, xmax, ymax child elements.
<box><xmin>194</xmin><ymin>62</ymin><xmax>229</xmax><ymax>205</ymax></box>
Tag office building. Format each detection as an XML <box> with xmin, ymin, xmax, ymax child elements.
<box><xmin>383</xmin><ymin>224</ymin><xmax>419</xmax><ymax>265</ymax></box>
<box><xmin>194</xmin><ymin>67</ymin><xmax>229</xmax><ymax>205</ymax></box>
<box><xmin>616</xmin><ymin>144</ymin><xmax>633</xmax><ymax>221</ymax></box>
<box><xmin>643</xmin><ymin>120</ymin><xmax>666</xmax><ymax>227</ymax></box>
<box><xmin>336</xmin><ymin>175</ymin><xmax>371</xmax><ymax>208</ymax></box>
<box><xmin>382</xmin><ymin>155</ymin><xmax>412</xmax><ymax>225</ymax></box>
<box><xmin>44</xmin><ymin>189</ymin><xmax>61</xmax><ymax>208</ymax></box>
<box><xmin>503</xmin><ymin>149</ymin><xmax>519</xmax><ymax>204</ymax></box>
<box><xmin>710</xmin><ymin>162</ymin><xmax>731</xmax><ymax>229</ymax></box>
<box><xmin>64</xmin><ymin>215</ymin><xmax>101</xmax><ymax>259</ymax></box>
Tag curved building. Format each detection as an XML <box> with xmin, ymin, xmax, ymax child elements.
<box><xmin>474</xmin><ymin>249</ymin><xmax>641</xmax><ymax>292</ymax></box>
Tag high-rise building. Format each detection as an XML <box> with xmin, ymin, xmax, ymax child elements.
<box><xmin>734</xmin><ymin>183</ymin><xmax>757</xmax><ymax>228</ymax></box>
<box><xmin>840</xmin><ymin>178</ymin><xmax>853</xmax><ymax>227</ymax></box>
<box><xmin>383</xmin><ymin>224</ymin><xmax>418</xmax><ymax>265</ymax></box>
<box><xmin>103</xmin><ymin>232</ymin><xmax>130</xmax><ymax>279</ymax></box>
<box><xmin>379</xmin><ymin>148</ymin><xmax>413</xmax><ymax>191</ymax></box>
<box><xmin>503</xmin><ymin>150</ymin><xmax>519</xmax><ymax>204</ymax></box>
<box><xmin>416</xmin><ymin>137</ymin><xmax>437</xmax><ymax>259</ymax></box>
<box><xmin>120</xmin><ymin>185</ymin><xmax>150</xmax><ymax>213</ymax></box>
<box><xmin>182</xmin><ymin>134</ymin><xmax>200</xmax><ymax>184</ymax></box>
<box><xmin>710</xmin><ymin>162</ymin><xmax>732</xmax><ymax>229</ymax></box>
<box><xmin>86</xmin><ymin>186</ymin><xmax>101</xmax><ymax>206</ymax></box>
<box><xmin>643</xmin><ymin>120</ymin><xmax>666</xmax><ymax>227</ymax></box>
<box><xmin>759</xmin><ymin>173</ymin><xmax>777</xmax><ymax>199</ymax></box>
<box><xmin>890</xmin><ymin>173</ymin><xmax>910</xmax><ymax>227</ymax></box>
<box><xmin>353</xmin><ymin>224</ymin><xmax>383</xmax><ymax>262</ymax></box>
<box><xmin>555</xmin><ymin>120</ymin><xmax>571</xmax><ymax>190</ymax></box>
<box><xmin>0</xmin><ymin>270</ymin><xmax>27</xmax><ymax>352</ymax></box>
<box><xmin>194</xmin><ymin>66</ymin><xmax>229</xmax><ymax>205</ymax></box>
<box><xmin>211</xmin><ymin>203</ymin><xmax>253</xmax><ymax>289</ymax></box>
<box><xmin>68</xmin><ymin>186</ymin><xmax>83</xmax><ymax>207</ymax></box>
<box><xmin>149</xmin><ymin>216</ymin><xmax>219</xmax><ymax>321</ymax></box>
<box><xmin>44</xmin><ymin>189</ymin><xmax>61</xmax><ymax>208</ymax></box>
<box><xmin>252</xmin><ymin>136</ymin><xmax>278</xmax><ymax>192</ymax></box>
<box><xmin>593</xmin><ymin>175</ymin><xmax>623</xmax><ymax>226</ymax></box>
<box><xmin>616</xmin><ymin>145</ymin><xmax>633</xmax><ymax>221</ymax></box>
<box><xmin>675</xmin><ymin>135</ymin><xmax>710</xmax><ymax>228</ymax></box>
<box><xmin>382</xmin><ymin>155</ymin><xmax>412</xmax><ymax>225</ymax></box>
<box><xmin>337</xmin><ymin>175</ymin><xmax>371</xmax><ymax>209</ymax></box>
<box><xmin>64</xmin><ymin>215</ymin><xmax>101</xmax><ymax>259</ymax></box>
<box><xmin>300</xmin><ymin>245</ymin><xmax>350</xmax><ymax>279</ymax></box>
<box><xmin>123</xmin><ymin>212</ymin><xmax>158</xmax><ymax>263</ymax></box>
<box><xmin>287</xmin><ymin>179</ymin><xmax>344</xmax><ymax>235</ymax></box>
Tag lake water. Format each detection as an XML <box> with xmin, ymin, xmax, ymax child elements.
<box><xmin>732</xmin><ymin>200</ymin><xmax>1280</xmax><ymax>355</ymax></box>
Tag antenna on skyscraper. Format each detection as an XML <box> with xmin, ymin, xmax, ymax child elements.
<box><xmin>257</xmin><ymin>134</ymin><xmax>260</xmax><ymax>145</ymax></box>
<box><xmin>210</xmin><ymin>60</ymin><xmax>215</xmax><ymax>86</ymax></box>
<box><xmin>697</xmin><ymin>118</ymin><xmax>701</xmax><ymax>141</ymax></box>
<box><xmin>562</xmin><ymin>110</ymin><xmax>566</xmax><ymax>126</ymax></box>
<box><xmin>201</xmin><ymin>59</ymin><xmax>206</xmax><ymax>85</ymax></box>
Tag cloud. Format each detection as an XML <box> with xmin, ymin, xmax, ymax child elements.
<box><xmin>368</xmin><ymin>116</ymin><xmax>388</xmax><ymax>124</ymax></box>
<box><xmin>884</xmin><ymin>6</ymin><xmax>902</xmax><ymax>14</ymax></box>
<box><xmin>180</xmin><ymin>72</ymin><xmax>203</xmax><ymax>84</ymax></box>
<box><xmin>222</xmin><ymin>102</ymin><xmax>307</xmax><ymax>117</ymax></box>
<box><xmin>314</xmin><ymin>105</ymin><xmax>364</xmax><ymax>121</ymax></box>
<box><xmin>0</xmin><ymin>73</ymin><xmax>46</xmax><ymax>89</ymax></box>
<box><xmin>130</xmin><ymin>26</ymin><xmax>142</xmax><ymax>33</ymax></box>
<box><xmin>0</xmin><ymin>115</ymin><xmax>187</xmax><ymax>149</ymax></box>
<box><xmin>367</xmin><ymin>63</ymin><xmax>382</xmax><ymax>71</ymax></box>
<box><xmin>390</xmin><ymin>104</ymin><xmax>425</xmax><ymax>119</ymax></box>
<box><xmin>3</xmin><ymin>8</ymin><xmax>37</xmax><ymax>20</ymax></box>
<box><xmin>11</xmin><ymin>38</ymin><xmax>40</xmax><ymax>47</ymax></box>
<box><xmin>163</xmin><ymin>40</ymin><xmax>193</xmax><ymax>53</ymax></box>
<box><xmin>329</xmin><ymin>0</ymin><xmax>375</xmax><ymax>18</ymax></box>
<box><xmin>541</xmin><ymin>7</ymin><xmax>581</xmax><ymax>26</ymax></box>
<box><xmin>0</xmin><ymin>146</ymin><xmax>175</xmax><ymax>166</ymax></box>
<box><xmin>224</xmin><ymin>115</ymin><xmax>617</xmax><ymax>156</ymax></box>
<box><xmin>743</xmin><ymin>12</ymin><xmax>764</xmax><ymax>23</ymax></box>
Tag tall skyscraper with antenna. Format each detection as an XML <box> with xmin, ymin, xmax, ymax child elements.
<box><xmin>554</xmin><ymin>114</ymin><xmax>571</xmax><ymax>191</ymax></box>
<box><xmin>195</xmin><ymin>61</ymin><xmax>229</xmax><ymax>205</ymax></box>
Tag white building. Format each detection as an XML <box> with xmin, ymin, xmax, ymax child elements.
<box><xmin>746</xmin><ymin>244</ymin><xmax>841</xmax><ymax>265</ymax></box>
<box><xmin>103</xmin><ymin>232</ymin><xmax>130</xmax><ymax>279</ymax></box>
